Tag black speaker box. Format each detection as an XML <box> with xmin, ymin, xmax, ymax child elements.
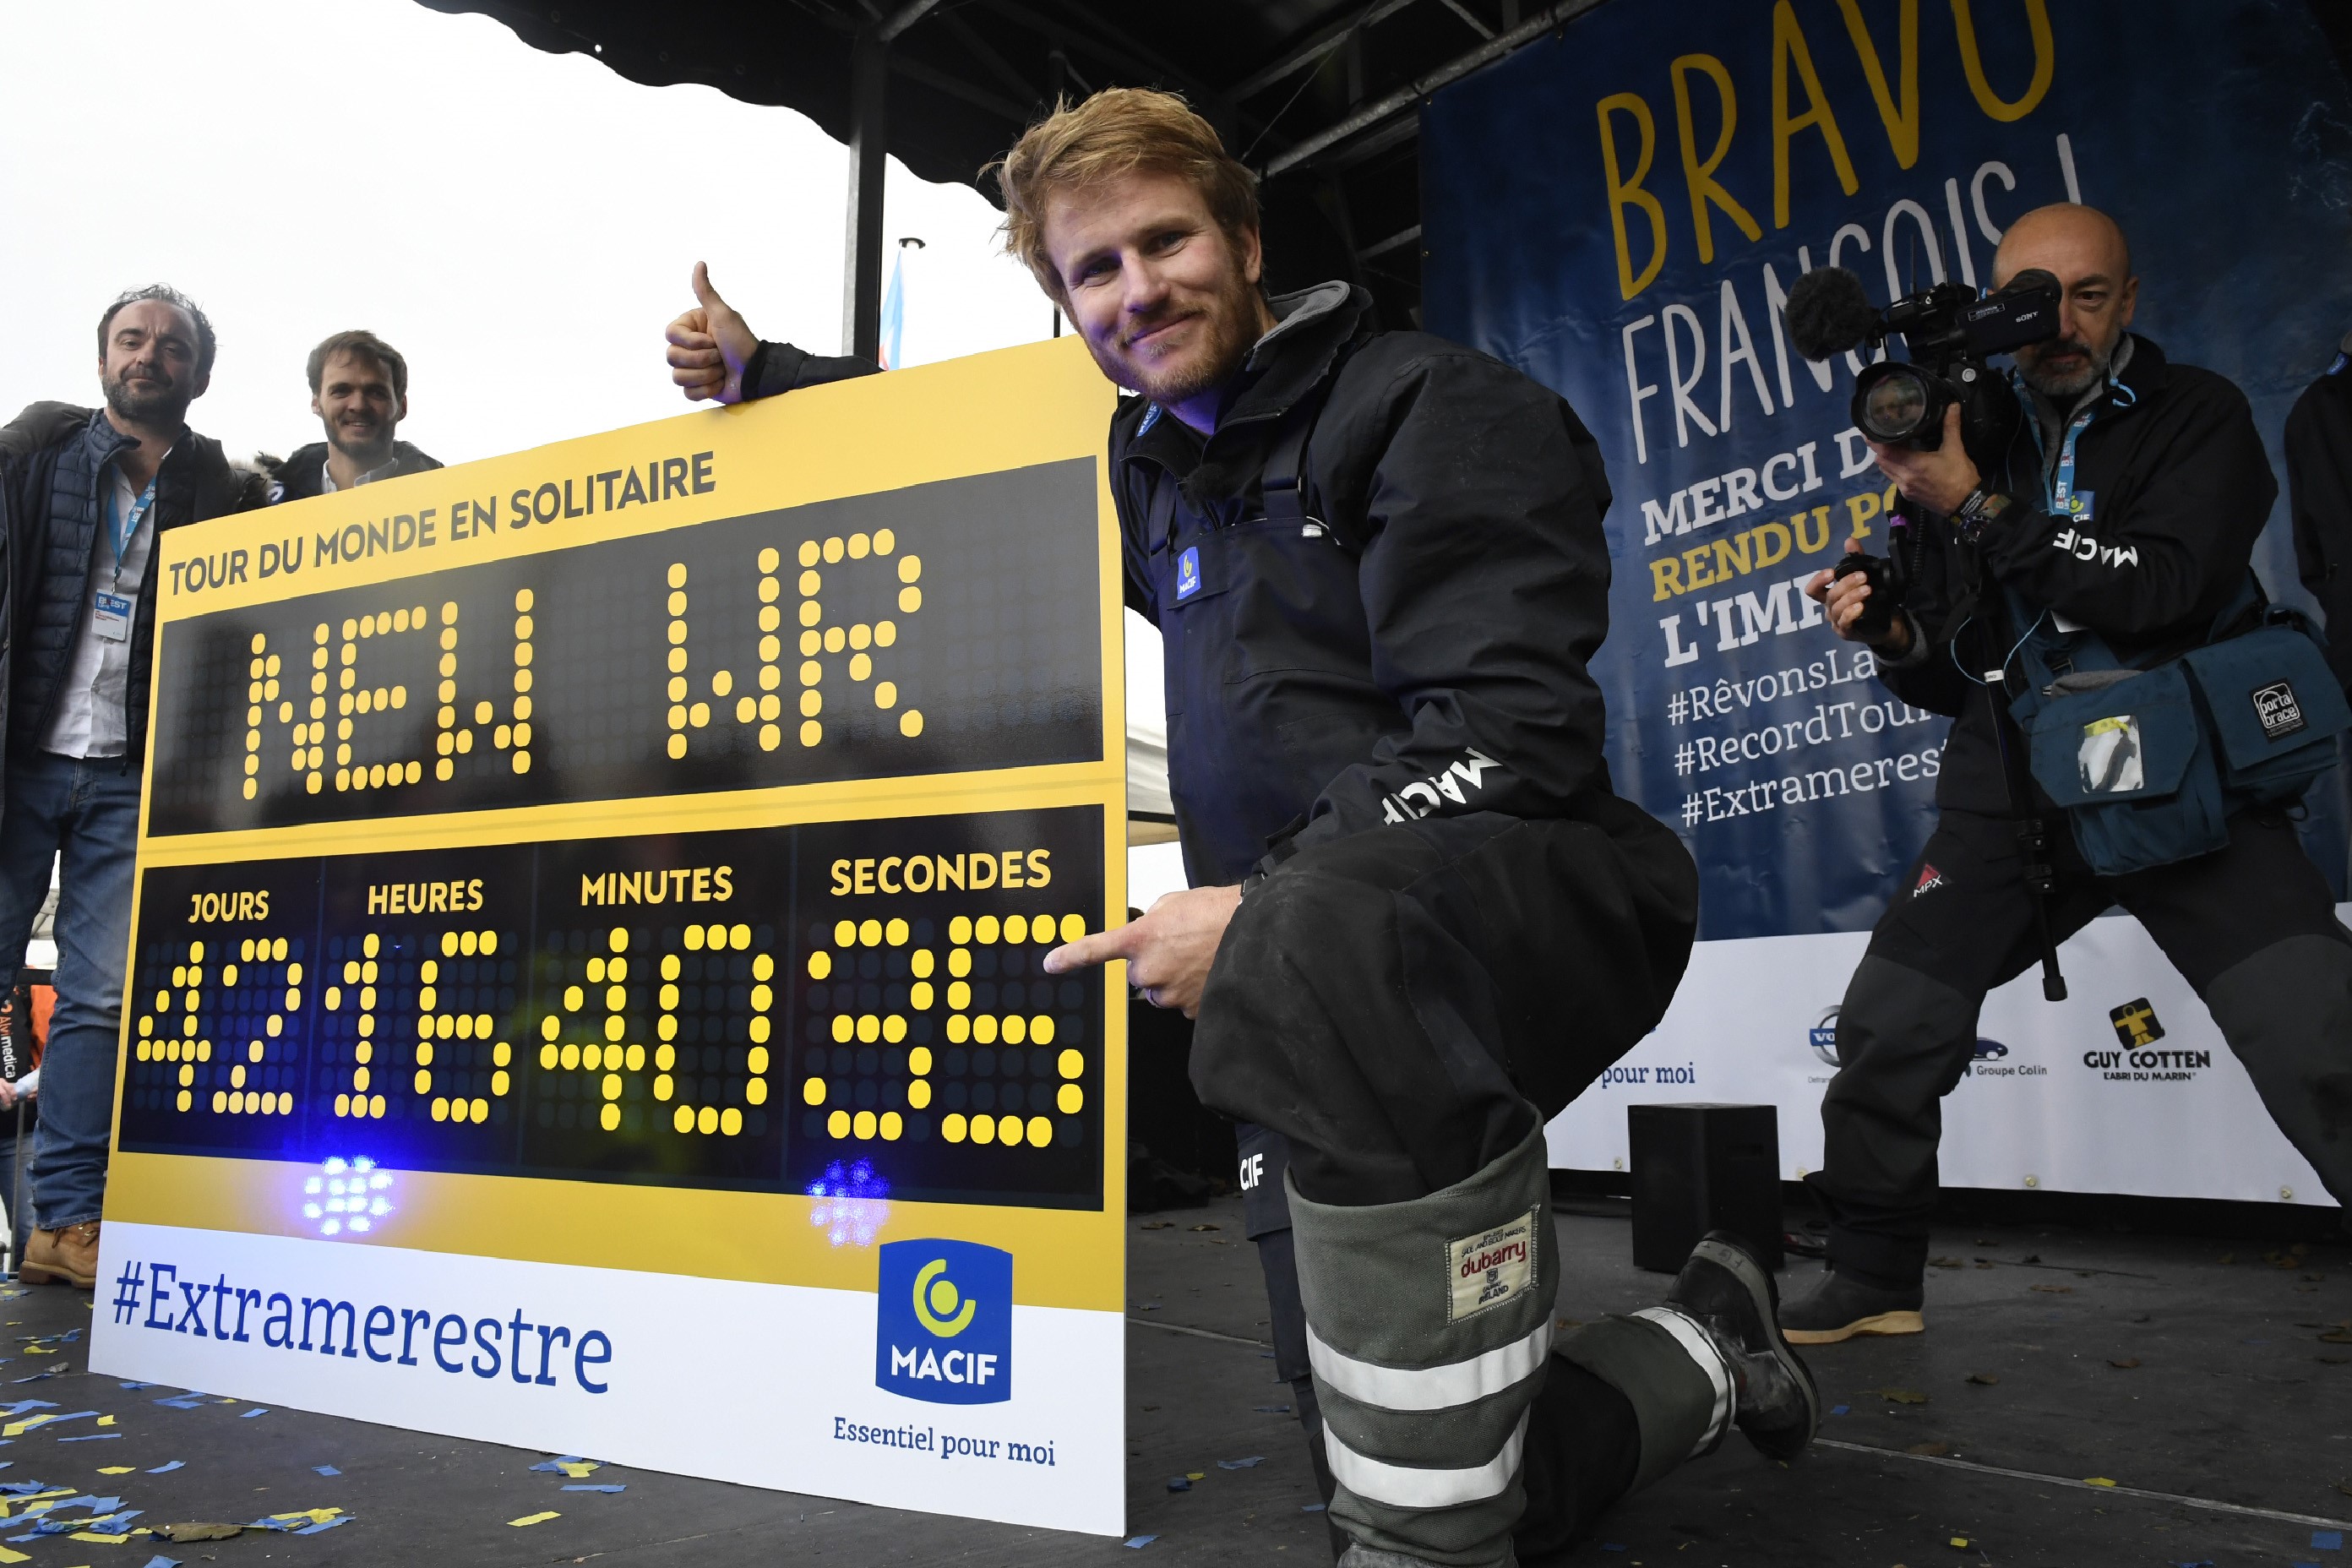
<box><xmin>1626</xmin><ymin>1102</ymin><xmax>1783</xmax><ymax>1273</ymax></box>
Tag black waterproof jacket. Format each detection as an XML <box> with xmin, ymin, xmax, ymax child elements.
<box><xmin>745</xmin><ymin>283</ymin><xmax>1621</xmax><ymax>886</ymax></box>
<box><xmin>1876</xmin><ymin>335</ymin><xmax>2277</xmax><ymax>815</ymax></box>
<box><xmin>2288</xmin><ymin>335</ymin><xmax>2352</xmax><ymax>696</ymax></box>
<box><xmin>0</xmin><ymin>401</ymin><xmax>268</xmax><ymax>772</ymax></box>
<box><xmin>265</xmin><ymin>439</ymin><xmax>444</xmax><ymax>503</ymax></box>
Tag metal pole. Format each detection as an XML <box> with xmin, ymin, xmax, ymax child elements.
<box><xmin>842</xmin><ymin>30</ymin><xmax>890</xmax><ymax>362</ymax></box>
<box><xmin>1260</xmin><ymin>0</ymin><xmax>1604</xmax><ymax>178</ymax></box>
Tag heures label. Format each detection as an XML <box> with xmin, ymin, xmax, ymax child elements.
<box><xmin>875</xmin><ymin>1239</ymin><xmax>1012</xmax><ymax>1405</ymax></box>
<box><xmin>1447</xmin><ymin>1208</ymin><xmax>1538</xmax><ymax>1323</ymax></box>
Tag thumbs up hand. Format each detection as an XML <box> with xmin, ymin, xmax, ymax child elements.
<box><xmin>665</xmin><ymin>261</ymin><xmax>760</xmax><ymax>403</ymax></box>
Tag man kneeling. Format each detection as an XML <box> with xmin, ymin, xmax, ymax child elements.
<box><xmin>667</xmin><ymin>90</ymin><xmax>1817</xmax><ymax>1565</ymax></box>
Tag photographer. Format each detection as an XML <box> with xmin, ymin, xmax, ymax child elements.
<box><xmin>1791</xmin><ymin>204</ymin><xmax>2352</xmax><ymax>1343</ymax></box>
<box><xmin>672</xmin><ymin>89</ymin><xmax>1819</xmax><ymax>1568</ymax></box>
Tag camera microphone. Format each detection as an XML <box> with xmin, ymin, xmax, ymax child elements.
<box><xmin>1785</xmin><ymin>266</ymin><xmax>1881</xmax><ymax>362</ymax></box>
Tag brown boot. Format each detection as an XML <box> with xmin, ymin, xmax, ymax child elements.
<box><xmin>20</xmin><ymin>1222</ymin><xmax>99</xmax><ymax>1290</ymax></box>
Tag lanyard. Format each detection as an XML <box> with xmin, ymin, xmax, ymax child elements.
<box><xmin>106</xmin><ymin>471</ymin><xmax>157</xmax><ymax>585</ymax></box>
<box><xmin>2046</xmin><ymin>405</ymin><xmax>2096</xmax><ymax>520</ymax></box>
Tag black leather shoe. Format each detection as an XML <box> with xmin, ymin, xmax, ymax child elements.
<box><xmin>1778</xmin><ymin>1267</ymin><xmax>1925</xmax><ymax>1345</ymax></box>
<box><xmin>1665</xmin><ymin>1231</ymin><xmax>1821</xmax><ymax>1462</ymax></box>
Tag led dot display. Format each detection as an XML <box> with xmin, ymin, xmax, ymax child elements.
<box><xmin>120</xmin><ymin>808</ymin><xmax>1105</xmax><ymax>1206</ymax></box>
<box><xmin>148</xmin><ymin>463</ymin><xmax>1101</xmax><ymax>836</ymax></box>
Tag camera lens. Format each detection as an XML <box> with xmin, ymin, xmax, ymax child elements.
<box><xmin>1859</xmin><ymin>366</ymin><xmax>1932</xmax><ymax>441</ymax></box>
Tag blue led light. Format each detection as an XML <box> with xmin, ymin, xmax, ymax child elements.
<box><xmin>302</xmin><ymin>1156</ymin><xmax>395</xmax><ymax>1239</ymax></box>
<box><xmin>806</xmin><ymin>1159</ymin><xmax>890</xmax><ymax>1248</ymax></box>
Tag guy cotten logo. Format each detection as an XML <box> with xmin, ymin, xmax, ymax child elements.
<box><xmin>875</xmin><ymin>1239</ymin><xmax>1012</xmax><ymax>1405</ymax></box>
<box><xmin>2110</xmin><ymin>998</ymin><xmax>2165</xmax><ymax>1048</ymax></box>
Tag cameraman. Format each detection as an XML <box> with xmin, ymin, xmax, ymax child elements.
<box><xmin>1790</xmin><ymin>203</ymin><xmax>2352</xmax><ymax>1343</ymax></box>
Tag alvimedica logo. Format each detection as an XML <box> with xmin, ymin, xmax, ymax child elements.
<box><xmin>876</xmin><ymin>1239</ymin><xmax>1012</xmax><ymax>1406</ymax></box>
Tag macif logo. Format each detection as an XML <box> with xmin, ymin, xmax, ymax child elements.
<box><xmin>875</xmin><ymin>1239</ymin><xmax>1012</xmax><ymax>1405</ymax></box>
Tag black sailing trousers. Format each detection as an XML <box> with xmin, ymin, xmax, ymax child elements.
<box><xmin>1815</xmin><ymin>806</ymin><xmax>2352</xmax><ymax>1289</ymax></box>
<box><xmin>1190</xmin><ymin>805</ymin><xmax>1698</xmax><ymax>1560</ymax></box>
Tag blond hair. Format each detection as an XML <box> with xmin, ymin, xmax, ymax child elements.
<box><xmin>989</xmin><ymin>88</ymin><xmax>1260</xmax><ymax>300</ymax></box>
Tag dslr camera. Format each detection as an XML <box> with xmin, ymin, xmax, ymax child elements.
<box><xmin>1786</xmin><ymin>264</ymin><xmax>2062</xmax><ymax>634</ymax></box>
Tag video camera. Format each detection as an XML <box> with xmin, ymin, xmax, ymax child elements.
<box><xmin>1785</xmin><ymin>264</ymin><xmax>2062</xmax><ymax>635</ymax></box>
<box><xmin>1788</xmin><ymin>264</ymin><xmax>2061</xmax><ymax>458</ymax></box>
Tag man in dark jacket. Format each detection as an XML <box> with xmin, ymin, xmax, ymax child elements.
<box><xmin>667</xmin><ymin>90</ymin><xmax>1816</xmax><ymax>1568</ymax></box>
<box><xmin>265</xmin><ymin>329</ymin><xmax>440</xmax><ymax>503</ymax></box>
<box><xmin>1791</xmin><ymin>204</ymin><xmax>2352</xmax><ymax>1342</ymax></box>
<box><xmin>2289</xmin><ymin>329</ymin><xmax>2352</xmax><ymax>698</ymax></box>
<box><xmin>2286</xmin><ymin>330</ymin><xmax>2352</xmax><ymax>889</ymax></box>
<box><xmin>0</xmin><ymin>285</ymin><xmax>268</xmax><ymax>1289</ymax></box>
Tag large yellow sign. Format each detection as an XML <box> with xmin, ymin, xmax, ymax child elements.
<box><xmin>95</xmin><ymin>340</ymin><xmax>1134</xmax><ymax>1534</ymax></box>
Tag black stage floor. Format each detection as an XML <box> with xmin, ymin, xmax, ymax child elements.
<box><xmin>1</xmin><ymin>1197</ymin><xmax>2344</xmax><ymax>1565</ymax></box>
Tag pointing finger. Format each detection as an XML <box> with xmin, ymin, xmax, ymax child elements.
<box><xmin>1043</xmin><ymin>927</ymin><xmax>1135</xmax><ymax>975</ymax></box>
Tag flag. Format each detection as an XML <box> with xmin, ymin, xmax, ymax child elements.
<box><xmin>879</xmin><ymin>247</ymin><xmax>907</xmax><ymax>370</ymax></box>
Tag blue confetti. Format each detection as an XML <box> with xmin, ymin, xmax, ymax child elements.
<box><xmin>529</xmin><ymin>1455</ymin><xmax>590</xmax><ymax>1473</ymax></box>
<box><xmin>294</xmin><ymin>1516</ymin><xmax>351</xmax><ymax>1535</ymax></box>
<box><xmin>117</xmin><ymin>1381</ymin><xmax>155</xmax><ymax>1391</ymax></box>
<box><xmin>1165</xmin><ymin>1477</ymin><xmax>1190</xmax><ymax>1493</ymax></box>
<box><xmin>17</xmin><ymin>1507</ymin><xmax>140</xmax><ymax>1538</ymax></box>
<box><xmin>0</xmin><ymin>1481</ymin><xmax>51</xmax><ymax>1495</ymax></box>
<box><xmin>0</xmin><ymin>1402</ymin><xmax>56</xmax><ymax>1417</ymax></box>
<box><xmin>58</xmin><ymin>1433</ymin><xmax>122</xmax><ymax>1441</ymax></box>
<box><xmin>1217</xmin><ymin>1456</ymin><xmax>1265</xmax><ymax>1470</ymax></box>
<box><xmin>8</xmin><ymin>1375</ymin><xmax>50</xmax><ymax>1385</ymax></box>
<box><xmin>562</xmin><ymin>1484</ymin><xmax>625</xmax><ymax>1493</ymax></box>
<box><xmin>1303</xmin><ymin>1503</ymin><xmax>1326</xmax><ymax>1513</ymax></box>
<box><xmin>239</xmin><ymin>1407</ymin><xmax>269</xmax><ymax>1418</ymax></box>
<box><xmin>1124</xmin><ymin>1536</ymin><xmax>1158</xmax><ymax>1549</ymax></box>
<box><xmin>1831</xmin><ymin>1405</ymin><xmax>1850</xmax><ymax>1416</ymax></box>
<box><xmin>146</xmin><ymin>1460</ymin><xmax>184</xmax><ymax>1473</ymax></box>
<box><xmin>152</xmin><ymin>1395</ymin><xmax>206</xmax><ymax>1410</ymax></box>
<box><xmin>2316</xmin><ymin>1532</ymin><xmax>2344</xmax><ymax>1550</ymax></box>
<box><xmin>313</xmin><ymin>1465</ymin><xmax>341</xmax><ymax>1476</ymax></box>
<box><xmin>142</xmin><ymin>1556</ymin><xmax>182</xmax><ymax>1568</ymax></box>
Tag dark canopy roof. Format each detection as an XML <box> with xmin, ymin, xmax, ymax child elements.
<box><xmin>413</xmin><ymin>0</ymin><xmax>1599</xmax><ymax>326</ymax></box>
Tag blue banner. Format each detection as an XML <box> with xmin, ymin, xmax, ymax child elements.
<box><xmin>1424</xmin><ymin>0</ymin><xmax>2352</xmax><ymax>939</ymax></box>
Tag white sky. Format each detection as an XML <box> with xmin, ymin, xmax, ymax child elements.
<box><xmin>0</xmin><ymin>0</ymin><xmax>1060</xmax><ymax>464</ymax></box>
<box><xmin>0</xmin><ymin>0</ymin><xmax>1184</xmax><ymax>905</ymax></box>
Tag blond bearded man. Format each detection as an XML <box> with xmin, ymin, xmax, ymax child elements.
<box><xmin>667</xmin><ymin>91</ymin><xmax>1817</xmax><ymax>1567</ymax></box>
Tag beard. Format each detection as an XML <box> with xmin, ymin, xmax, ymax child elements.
<box><xmin>2017</xmin><ymin>334</ymin><xmax>2115</xmax><ymax>400</ymax></box>
<box><xmin>326</xmin><ymin>416</ymin><xmax>394</xmax><ymax>464</ymax></box>
<box><xmin>1086</xmin><ymin>268</ymin><xmax>1265</xmax><ymax>410</ymax></box>
<box><xmin>102</xmin><ymin>368</ymin><xmax>190</xmax><ymax>427</ymax></box>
